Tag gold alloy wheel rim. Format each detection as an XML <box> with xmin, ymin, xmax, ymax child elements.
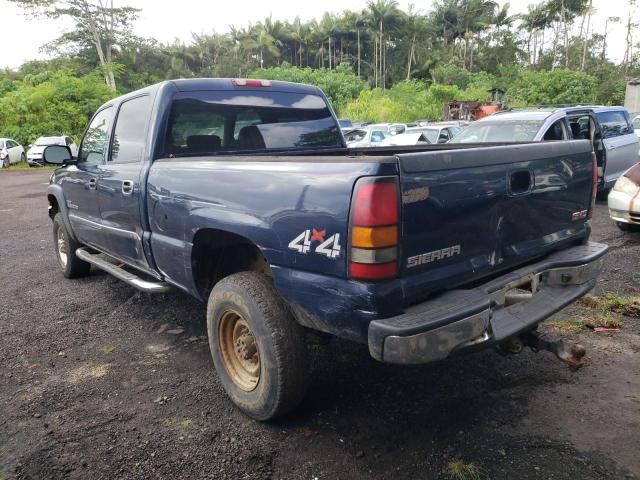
<box><xmin>57</xmin><ymin>227</ymin><xmax>68</xmax><ymax>268</ymax></box>
<box><xmin>218</xmin><ymin>310</ymin><xmax>260</xmax><ymax>392</ymax></box>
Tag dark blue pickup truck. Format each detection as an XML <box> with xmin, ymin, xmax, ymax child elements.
<box><xmin>43</xmin><ymin>79</ymin><xmax>608</xmax><ymax>420</ymax></box>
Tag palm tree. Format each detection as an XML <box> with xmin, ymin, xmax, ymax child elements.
<box><xmin>366</xmin><ymin>0</ymin><xmax>402</xmax><ymax>88</ymax></box>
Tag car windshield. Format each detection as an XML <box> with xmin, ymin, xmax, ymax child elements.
<box><xmin>449</xmin><ymin>120</ymin><xmax>545</xmax><ymax>143</ymax></box>
<box><xmin>35</xmin><ymin>137</ymin><xmax>63</xmax><ymax>146</ymax></box>
<box><xmin>166</xmin><ymin>91</ymin><xmax>343</xmax><ymax>155</ymax></box>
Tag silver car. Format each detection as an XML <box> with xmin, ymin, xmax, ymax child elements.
<box><xmin>0</xmin><ymin>138</ymin><xmax>25</xmax><ymax>168</ymax></box>
<box><xmin>451</xmin><ymin>107</ymin><xmax>640</xmax><ymax>190</ymax></box>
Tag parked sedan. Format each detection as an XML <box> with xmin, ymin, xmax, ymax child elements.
<box><xmin>608</xmin><ymin>162</ymin><xmax>640</xmax><ymax>231</ymax></box>
<box><xmin>0</xmin><ymin>138</ymin><xmax>25</xmax><ymax>168</ymax></box>
<box><xmin>27</xmin><ymin>136</ymin><xmax>78</xmax><ymax>166</ymax></box>
<box><xmin>406</xmin><ymin>124</ymin><xmax>463</xmax><ymax>143</ymax></box>
<box><xmin>344</xmin><ymin>128</ymin><xmax>388</xmax><ymax>148</ymax></box>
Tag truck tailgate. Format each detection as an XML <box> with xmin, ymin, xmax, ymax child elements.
<box><xmin>397</xmin><ymin>141</ymin><xmax>594</xmax><ymax>305</ymax></box>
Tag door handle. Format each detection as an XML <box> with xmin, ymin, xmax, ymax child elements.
<box><xmin>122</xmin><ymin>180</ymin><xmax>134</xmax><ymax>196</ymax></box>
<box><xmin>88</xmin><ymin>178</ymin><xmax>97</xmax><ymax>190</ymax></box>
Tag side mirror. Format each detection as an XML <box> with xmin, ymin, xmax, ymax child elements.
<box><xmin>43</xmin><ymin>145</ymin><xmax>73</xmax><ymax>165</ymax></box>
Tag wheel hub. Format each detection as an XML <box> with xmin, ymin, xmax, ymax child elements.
<box><xmin>218</xmin><ymin>311</ymin><xmax>260</xmax><ymax>391</ymax></box>
<box><xmin>57</xmin><ymin>228</ymin><xmax>68</xmax><ymax>268</ymax></box>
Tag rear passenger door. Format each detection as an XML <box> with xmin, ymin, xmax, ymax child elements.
<box><xmin>96</xmin><ymin>94</ymin><xmax>153</xmax><ymax>271</ymax></box>
<box><xmin>596</xmin><ymin>110</ymin><xmax>639</xmax><ymax>186</ymax></box>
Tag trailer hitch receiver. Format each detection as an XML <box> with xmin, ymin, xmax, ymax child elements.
<box><xmin>520</xmin><ymin>330</ymin><xmax>586</xmax><ymax>370</ymax></box>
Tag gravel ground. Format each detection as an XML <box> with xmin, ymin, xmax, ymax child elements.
<box><xmin>1</xmin><ymin>169</ymin><xmax>639</xmax><ymax>480</ymax></box>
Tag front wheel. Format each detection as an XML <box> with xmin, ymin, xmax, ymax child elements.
<box><xmin>617</xmin><ymin>221</ymin><xmax>640</xmax><ymax>232</ymax></box>
<box><xmin>207</xmin><ymin>271</ymin><xmax>309</xmax><ymax>421</ymax></box>
<box><xmin>52</xmin><ymin>213</ymin><xmax>91</xmax><ymax>278</ymax></box>
<box><xmin>2</xmin><ymin>156</ymin><xmax>8</xmax><ymax>168</ymax></box>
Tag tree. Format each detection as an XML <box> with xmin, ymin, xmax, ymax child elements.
<box><xmin>8</xmin><ymin>0</ymin><xmax>139</xmax><ymax>90</ymax></box>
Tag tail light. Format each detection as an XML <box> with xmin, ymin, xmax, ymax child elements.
<box><xmin>588</xmin><ymin>151</ymin><xmax>597</xmax><ymax>219</ymax></box>
<box><xmin>349</xmin><ymin>177</ymin><xmax>400</xmax><ymax>280</ymax></box>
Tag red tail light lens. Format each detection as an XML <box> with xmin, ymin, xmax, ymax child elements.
<box><xmin>349</xmin><ymin>177</ymin><xmax>400</xmax><ymax>281</ymax></box>
<box><xmin>352</xmin><ymin>181</ymin><xmax>399</xmax><ymax>226</ymax></box>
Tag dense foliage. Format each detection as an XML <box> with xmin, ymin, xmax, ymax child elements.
<box><xmin>1</xmin><ymin>0</ymin><xmax>639</xmax><ymax>144</ymax></box>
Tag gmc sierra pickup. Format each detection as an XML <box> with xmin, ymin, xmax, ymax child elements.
<box><xmin>43</xmin><ymin>79</ymin><xmax>608</xmax><ymax>420</ymax></box>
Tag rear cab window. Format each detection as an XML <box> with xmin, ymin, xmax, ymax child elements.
<box><xmin>164</xmin><ymin>90</ymin><xmax>343</xmax><ymax>156</ymax></box>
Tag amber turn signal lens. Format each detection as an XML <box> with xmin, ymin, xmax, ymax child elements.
<box><xmin>351</xmin><ymin>225</ymin><xmax>398</xmax><ymax>248</ymax></box>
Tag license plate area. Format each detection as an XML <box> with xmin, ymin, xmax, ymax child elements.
<box><xmin>490</xmin><ymin>273</ymin><xmax>540</xmax><ymax>308</ymax></box>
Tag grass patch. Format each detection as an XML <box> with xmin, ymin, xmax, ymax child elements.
<box><xmin>446</xmin><ymin>460</ymin><xmax>483</xmax><ymax>480</ymax></box>
<box><xmin>0</xmin><ymin>162</ymin><xmax>54</xmax><ymax>171</ymax></box>
<box><xmin>590</xmin><ymin>313</ymin><xmax>624</xmax><ymax>329</ymax></box>
<box><xmin>547</xmin><ymin>316</ymin><xmax>586</xmax><ymax>335</ymax></box>
<box><xmin>577</xmin><ymin>293</ymin><xmax>640</xmax><ymax>319</ymax></box>
<box><xmin>101</xmin><ymin>346</ymin><xmax>114</xmax><ymax>354</ymax></box>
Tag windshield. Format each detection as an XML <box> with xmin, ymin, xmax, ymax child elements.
<box><xmin>166</xmin><ymin>91</ymin><xmax>343</xmax><ymax>155</ymax></box>
<box><xmin>449</xmin><ymin>120</ymin><xmax>545</xmax><ymax>143</ymax></box>
<box><xmin>35</xmin><ymin>137</ymin><xmax>63</xmax><ymax>146</ymax></box>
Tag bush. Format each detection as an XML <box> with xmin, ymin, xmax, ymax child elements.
<box><xmin>0</xmin><ymin>70</ymin><xmax>114</xmax><ymax>146</ymax></box>
<box><xmin>249</xmin><ymin>63</ymin><xmax>366</xmax><ymax>111</ymax></box>
<box><xmin>507</xmin><ymin>69</ymin><xmax>597</xmax><ymax>106</ymax></box>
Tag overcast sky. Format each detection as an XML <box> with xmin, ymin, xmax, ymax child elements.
<box><xmin>0</xmin><ymin>0</ymin><xmax>633</xmax><ymax>69</ymax></box>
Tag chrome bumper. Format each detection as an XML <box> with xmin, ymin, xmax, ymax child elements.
<box><xmin>368</xmin><ymin>242</ymin><xmax>608</xmax><ymax>364</ymax></box>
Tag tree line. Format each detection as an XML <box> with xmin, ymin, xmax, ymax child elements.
<box><xmin>1</xmin><ymin>0</ymin><xmax>639</xmax><ymax>147</ymax></box>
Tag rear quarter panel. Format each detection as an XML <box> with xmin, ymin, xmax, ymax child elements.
<box><xmin>146</xmin><ymin>157</ymin><xmax>397</xmax><ymax>296</ymax></box>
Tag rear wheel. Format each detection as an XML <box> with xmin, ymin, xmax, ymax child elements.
<box><xmin>20</xmin><ymin>152</ymin><xmax>26</xmax><ymax>163</ymax></box>
<box><xmin>207</xmin><ymin>271</ymin><xmax>308</xmax><ymax>420</ymax></box>
<box><xmin>2</xmin><ymin>156</ymin><xmax>8</xmax><ymax>168</ymax></box>
<box><xmin>52</xmin><ymin>213</ymin><xmax>91</xmax><ymax>278</ymax></box>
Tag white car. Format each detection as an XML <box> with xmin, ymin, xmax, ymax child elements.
<box><xmin>344</xmin><ymin>128</ymin><xmax>388</xmax><ymax>148</ymax></box>
<box><xmin>379</xmin><ymin>132</ymin><xmax>430</xmax><ymax>146</ymax></box>
<box><xmin>27</xmin><ymin>136</ymin><xmax>78</xmax><ymax>166</ymax></box>
<box><xmin>0</xmin><ymin>138</ymin><xmax>25</xmax><ymax>168</ymax></box>
<box><xmin>608</xmin><ymin>162</ymin><xmax>640</xmax><ymax>231</ymax></box>
<box><xmin>633</xmin><ymin>115</ymin><xmax>640</xmax><ymax>137</ymax></box>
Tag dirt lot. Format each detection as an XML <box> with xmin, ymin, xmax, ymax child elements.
<box><xmin>1</xmin><ymin>169</ymin><xmax>639</xmax><ymax>480</ymax></box>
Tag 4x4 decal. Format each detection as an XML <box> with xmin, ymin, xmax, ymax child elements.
<box><xmin>288</xmin><ymin>228</ymin><xmax>341</xmax><ymax>259</ymax></box>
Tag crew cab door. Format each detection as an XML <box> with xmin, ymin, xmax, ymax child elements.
<box><xmin>595</xmin><ymin>110</ymin><xmax>639</xmax><ymax>187</ymax></box>
<box><xmin>96</xmin><ymin>94</ymin><xmax>152</xmax><ymax>271</ymax></box>
<box><xmin>64</xmin><ymin>106</ymin><xmax>113</xmax><ymax>249</ymax></box>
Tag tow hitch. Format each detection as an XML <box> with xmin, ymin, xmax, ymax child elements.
<box><xmin>499</xmin><ymin>330</ymin><xmax>586</xmax><ymax>370</ymax></box>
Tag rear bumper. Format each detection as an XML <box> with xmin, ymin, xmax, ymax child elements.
<box><xmin>368</xmin><ymin>242</ymin><xmax>608</xmax><ymax>364</ymax></box>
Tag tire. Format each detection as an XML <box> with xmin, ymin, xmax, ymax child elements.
<box><xmin>207</xmin><ymin>271</ymin><xmax>309</xmax><ymax>421</ymax></box>
<box><xmin>616</xmin><ymin>221</ymin><xmax>640</xmax><ymax>232</ymax></box>
<box><xmin>20</xmin><ymin>152</ymin><xmax>26</xmax><ymax>163</ymax></box>
<box><xmin>2</xmin><ymin>157</ymin><xmax>8</xmax><ymax>168</ymax></box>
<box><xmin>52</xmin><ymin>213</ymin><xmax>91</xmax><ymax>278</ymax></box>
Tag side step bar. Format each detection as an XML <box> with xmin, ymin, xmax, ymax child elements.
<box><xmin>75</xmin><ymin>248</ymin><xmax>171</xmax><ymax>293</ymax></box>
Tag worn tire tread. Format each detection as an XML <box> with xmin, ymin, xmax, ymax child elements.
<box><xmin>208</xmin><ymin>271</ymin><xmax>308</xmax><ymax>420</ymax></box>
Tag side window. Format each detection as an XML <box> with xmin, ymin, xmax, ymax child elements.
<box><xmin>110</xmin><ymin>96</ymin><xmax>152</xmax><ymax>163</ymax></box>
<box><xmin>543</xmin><ymin>120</ymin><xmax>567</xmax><ymax>141</ymax></box>
<box><xmin>597</xmin><ymin>111</ymin><xmax>630</xmax><ymax>139</ymax></box>
<box><xmin>7</xmin><ymin>140</ymin><xmax>16</xmax><ymax>148</ymax></box>
<box><xmin>371</xmin><ymin>131</ymin><xmax>385</xmax><ymax>143</ymax></box>
<box><xmin>79</xmin><ymin>107</ymin><xmax>113</xmax><ymax>164</ymax></box>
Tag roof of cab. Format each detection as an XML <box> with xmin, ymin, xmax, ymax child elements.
<box><xmin>168</xmin><ymin>78</ymin><xmax>321</xmax><ymax>94</ymax></box>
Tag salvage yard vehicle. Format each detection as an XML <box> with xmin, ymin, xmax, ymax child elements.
<box><xmin>0</xmin><ymin>138</ymin><xmax>25</xmax><ymax>167</ymax></box>
<box><xmin>27</xmin><ymin>136</ymin><xmax>78</xmax><ymax>167</ymax></box>
<box><xmin>44</xmin><ymin>78</ymin><xmax>607</xmax><ymax>420</ymax></box>
<box><xmin>608</xmin><ymin>162</ymin><xmax>640</xmax><ymax>231</ymax></box>
<box><xmin>451</xmin><ymin>107</ymin><xmax>640</xmax><ymax>191</ymax></box>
